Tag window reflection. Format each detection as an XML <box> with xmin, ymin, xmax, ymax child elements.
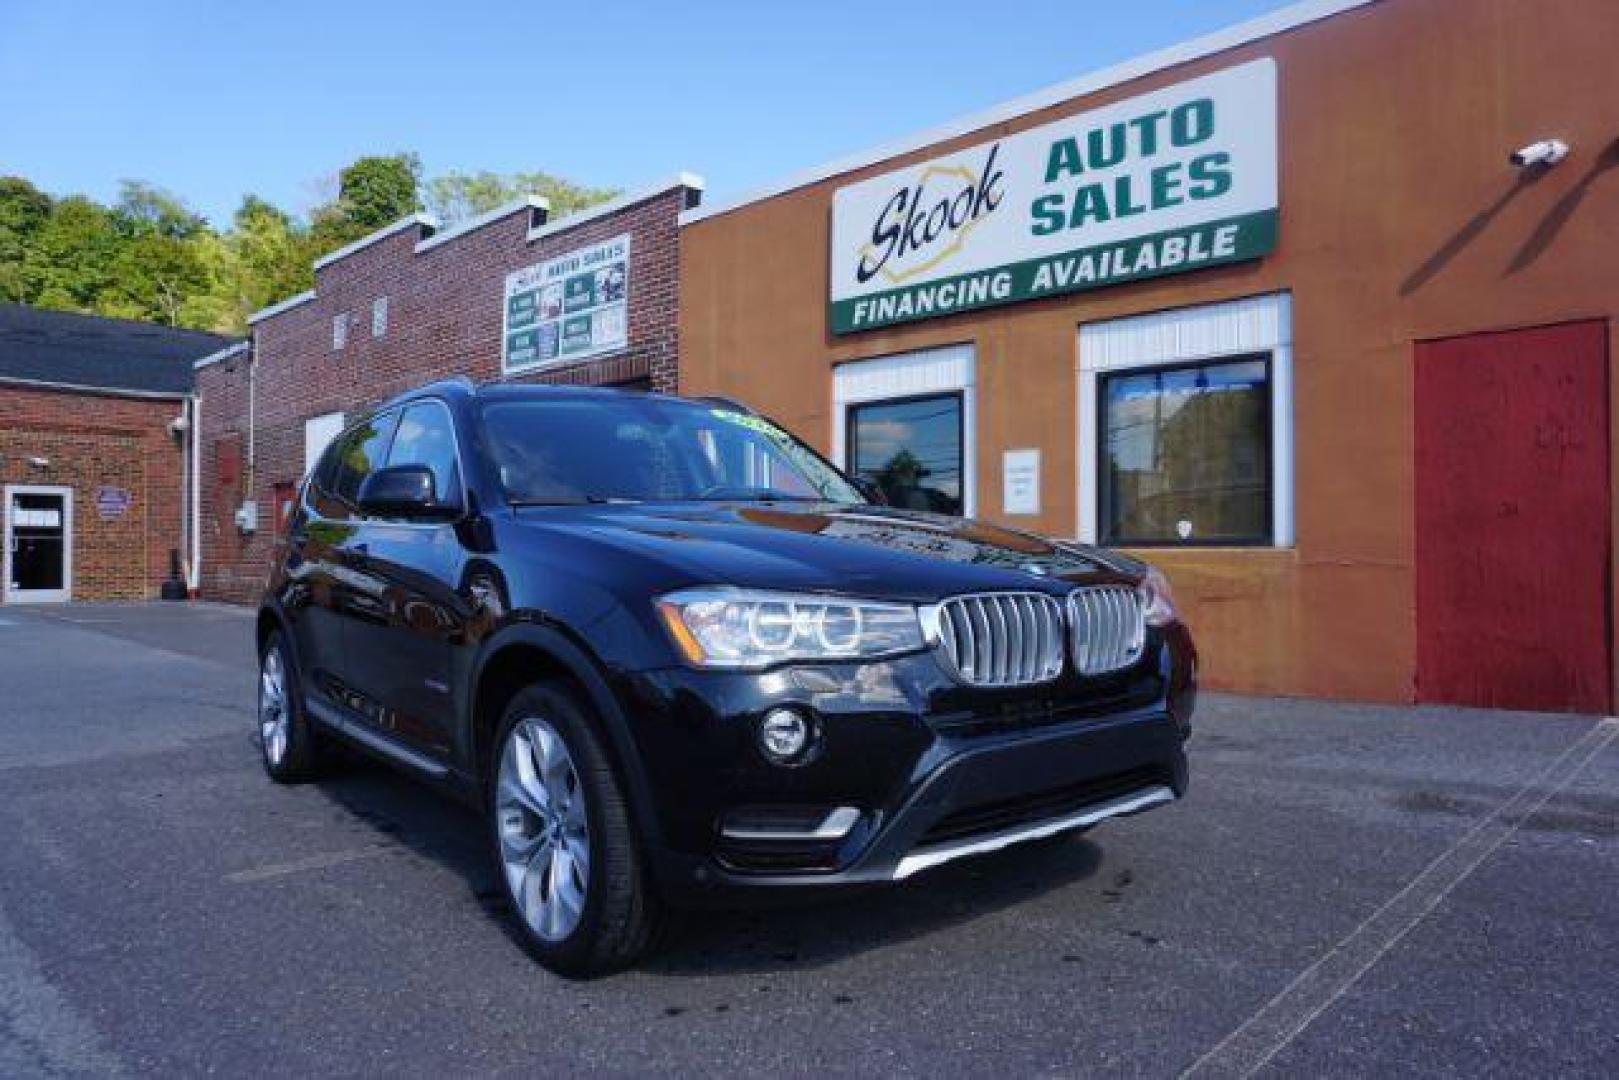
<box><xmin>848</xmin><ymin>393</ymin><xmax>964</xmax><ymax>515</ymax></box>
<box><xmin>1101</xmin><ymin>357</ymin><xmax>1269</xmax><ymax>545</ymax></box>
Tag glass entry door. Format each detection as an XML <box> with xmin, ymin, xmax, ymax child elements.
<box><xmin>4</xmin><ymin>486</ymin><xmax>72</xmax><ymax>603</ymax></box>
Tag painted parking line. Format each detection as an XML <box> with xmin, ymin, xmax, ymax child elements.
<box><xmin>224</xmin><ymin>843</ymin><xmax>404</xmax><ymax>884</ymax></box>
<box><xmin>1182</xmin><ymin>715</ymin><xmax>1619</xmax><ymax>1080</ymax></box>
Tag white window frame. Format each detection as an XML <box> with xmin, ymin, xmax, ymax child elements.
<box><xmin>3</xmin><ymin>484</ymin><xmax>74</xmax><ymax>603</ymax></box>
<box><xmin>1077</xmin><ymin>293</ymin><xmax>1293</xmax><ymax>547</ymax></box>
<box><xmin>833</xmin><ymin>343</ymin><xmax>976</xmax><ymax>517</ymax></box>
<box><xmin>304</xmin><ymin>412</ymin><xmax>346</xmax><ymax>477</ymax></box>
<box><xmin>372</xmin><ymin>296</ymin><xmax>388</xmax><ymax>338</ymax></box>
<box><xmin>332</xmin><ymin>312</ymin><xmax>349</xmax><ymax>351</ymax></box>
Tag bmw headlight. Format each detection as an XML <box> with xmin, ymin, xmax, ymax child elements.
<box><xmin>656</xmin><ymin>588</ymin><xmax>923</xmax><ymax>668</ymax></box>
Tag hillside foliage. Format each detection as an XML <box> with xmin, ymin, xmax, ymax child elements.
<box><xmin>0</xmin><ymin>155</ymin><xmax>617</xmax><ymax>334</ymax></box>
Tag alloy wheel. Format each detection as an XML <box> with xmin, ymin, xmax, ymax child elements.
<box><xmin>496</xmin><ymin>717</ymin><xmax>591</xmax><ymax>942</ymax></box>
<box><xmin>259</xmin><ymin>647</ymin><xmax>289</xmax><ymax>766</ymax></box>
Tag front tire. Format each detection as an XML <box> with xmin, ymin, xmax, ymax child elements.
<box><xmin>490</xmin><ymin>682</ymin><xmax>661</xmax><ymax>976</ymax></box>
<box><xmin>258</xmin><ymin>631</ymin><xmax>323</xmax><ymax>783</ymax></box>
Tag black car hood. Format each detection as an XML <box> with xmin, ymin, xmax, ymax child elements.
<box><xmin>516</xmin><ymin>502</ymin><xmax>1142</xmax><ymax>602</ymax></box>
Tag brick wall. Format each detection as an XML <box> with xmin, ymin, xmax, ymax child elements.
<box><xmin>0</xmin><ymin>383</ymin><xmax>186</xmax><ymax>601</ymax></box>
<box><xmin>196</xmin><ymin>181</ymin><xmax>695</xmax><ymax>602</ymax></box>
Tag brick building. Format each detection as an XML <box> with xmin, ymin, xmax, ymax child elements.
<box><xmin>195</xmin><ymin>175</ymin><xmax>701</xmax><ymax>602</ymax></box>
<box><xmin>0</xmin><ymin>304</ymin><xmax>233</xmax><ymax>602</ymax></box>
<box><xmin>678</xmin><ymin>0</ymin><xmax>1619</xmax><ymax>712</ymax></box>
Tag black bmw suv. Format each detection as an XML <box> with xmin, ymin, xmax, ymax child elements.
<box><xmin>257</xmin><ymin>378</ymin><xmax>1196</xmax><ymax>975</ymax></box>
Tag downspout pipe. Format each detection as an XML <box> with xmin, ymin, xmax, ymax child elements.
<box><xmin>188</xmin><ymin>391</ymin><xmax>201</xmax><ymax>595</ymax></box>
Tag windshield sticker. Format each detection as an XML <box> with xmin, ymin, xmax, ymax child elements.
<box><xmin>709</xmin><ymin>409</ymin><xmax>785</xmax><ymax>439</ymax></box>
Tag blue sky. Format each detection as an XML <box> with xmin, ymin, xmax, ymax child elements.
<box><xmin>1</xmin><ymin>0</ymin><xmax>1294</xmax><ymax>227</ymax></box>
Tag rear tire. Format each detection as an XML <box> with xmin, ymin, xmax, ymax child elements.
<box><xmin>489</xmin><ymin>681</ymin><xmax>661</xmax><ymax>977</ymax></box>
<box><xmin>258</xmin><ymin>631</ymin><xmax>323</xmax><ymax>783</ymax></box>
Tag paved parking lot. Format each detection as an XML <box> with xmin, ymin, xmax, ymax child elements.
<box><xmin>0</xmin><ymin>602</ymin><xmax>1615</xmax><ymax>1077</ymax></box>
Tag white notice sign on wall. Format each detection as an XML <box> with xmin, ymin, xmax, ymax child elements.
<box><xmin>1003</xmin><ymin>449</ymin><xmax>1040</xmax><ymax>515</ymax></box>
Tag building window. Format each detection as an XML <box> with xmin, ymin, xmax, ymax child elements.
<box><xmin>332</xmin><ymin>313</ymin><xmax>348</xmax><ymax>351</ymax></box>
<box><xmin>848</xmin><ymin>393</ymin><xmax>965</xmax><ymax>515</ymax></box>
<box><xmin>833</xmin><ymin>343</ymin><xmax>976</xmax><ymax>516</ymax></box>
<box><xmin>372</xmin><ymin>296</ymin><xmax>388</xmax><ymax>338</ymax></box>
<box><xmin>1078</xmin><ymin>293</ymin><xmax>1293</xmax><ymax>548</ymax></box>
<box><xmin>1099</xmin><ymin>356</ymin><xmax>1271</xmax><ymax>545</ymax></box>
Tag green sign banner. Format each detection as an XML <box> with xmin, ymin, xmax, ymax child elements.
<box><xmin>829</xmin><ymin>59</ymin><xmax>1278</xmax><ymax>333</ymax></box>
<box><xmin>832</xmin><ymin>211</ymin><xmax>1276</xmax><ymax>333</ymax></box>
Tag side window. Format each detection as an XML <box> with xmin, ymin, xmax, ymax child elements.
<box><xmin>312</xmin><ymin>437</ymin><xmax>344</xmax><ymax>495</ymax></box>
<box><xmin>331</xmin><ymin>411</ymin><xmax>399</xmax><ymax>506</ymax></box>
<box><xmin>306</xmin><ymin>431</ymin><xmax>351</xmax><ymax>520</ymax></box>
<box><xmin>386</xmin><ymin>401</ymin><xmax>462</xmax><ymax>506</ymax></box>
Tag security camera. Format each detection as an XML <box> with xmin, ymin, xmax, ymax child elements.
<box><xmin>168</xmin><ymin>414</ymin><xmax>189</xmax><ymax>435</ymax></box>
<box><xmin>27</xmin><ymin>455</ymin><xmax>49</xmax><ymax>468</ymax></box>
<box><xmin>1510</xmin><ymin>139</ymin><xmax>1569</xmax><ymax>168</ymax></box>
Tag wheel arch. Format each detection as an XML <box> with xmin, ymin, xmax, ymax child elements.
<box><xmin>256</xmin><ymin>603</ymin><xmax>292</xmax><ymax>659</ymax></box>
<box><xmin>468</xmin><ymin>623</ymin><xmax>662</xmax><ymax>846</ymax></box>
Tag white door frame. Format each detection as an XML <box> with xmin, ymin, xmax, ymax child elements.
<box><xmin>3</xmin><ymin>484</ymin><xmax>74</xmax><ymax>604</ymax></box>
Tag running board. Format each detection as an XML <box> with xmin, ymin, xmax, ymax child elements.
<box><xmin>892</xmin><ymin>784</ymin><xmax>1176</xmax><ymax>881</ymax></box>
<box><xmin>306</xmin><ymin>697</ymin><xmax>450</xmax><ymax>780</ymax></box>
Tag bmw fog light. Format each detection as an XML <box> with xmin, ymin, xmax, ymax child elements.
<box><xmin>758</xmin><ymin>708</ymin><xmax>813</xmax><ymax>764</ymax></box>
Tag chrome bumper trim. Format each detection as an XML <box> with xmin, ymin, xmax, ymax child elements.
<box><xmin>892</xmin><ymin>784</ymin><xmax>1176</xmax><ymax>881</ymax></box>
<box><xmin>720</xmin><ymin>805</ymin><xmax>861</xmax><ymax>842</ymax></box>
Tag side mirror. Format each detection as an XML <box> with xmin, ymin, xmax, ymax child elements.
<box><xmin>358</xmin><ymin>465</ymin><xmax>455</xmax><ymax>518</ymax></box>
<box><xmin>853</xmin><ymin>477</ymin><xmax>889</xmax><ymax>506</ymax></box>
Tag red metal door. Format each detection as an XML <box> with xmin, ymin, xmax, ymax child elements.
<box><xmin>1415</xmin><ymin>321</ymin><xmax>1611</xmax><ymax>714</ymax></box>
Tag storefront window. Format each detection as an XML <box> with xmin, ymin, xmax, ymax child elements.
<box><xmin>847</xmin><ymin>393</ymin><xmax>964</xmax><ymax>515</ymax></box>
<box><xmin>1100</xmin><ymin>356</ymin><xmax>1270</xmax><ymax>545</ymax></box>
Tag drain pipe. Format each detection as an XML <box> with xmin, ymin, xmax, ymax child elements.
<box><xmin>247</xmin><ymin>343</ymin><xmax>257</xmax><ymax>505</ymax></box>
<box><xmin>188</xmin><ymin>391</ymin><xmax>202</xmax><ymax>595</ymax></box>
<box><xmin>187</xmin><ymin>338</ymin><xmax>254</xmax><ymax>598</ymax></box>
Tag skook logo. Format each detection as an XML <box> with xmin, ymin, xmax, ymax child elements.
<box><xmin>856</xmin><ymin>145</ymin><xmax>1005</xmax><ymax>285</ymax></box>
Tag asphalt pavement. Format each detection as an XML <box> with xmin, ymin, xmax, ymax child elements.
<box><xmin>0</xmin><ymin>602</ymin><xmax>1614</xmax><ymax>1076</ymax></box>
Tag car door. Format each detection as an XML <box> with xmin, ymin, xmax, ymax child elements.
<box><xmin>281</xmin><ymin>416</ymin><xmax>392</xmax><ymax>707</ymax></box>
<box><xmin>338</xmin><ymin>399</ymin><xmax>469</xmax><ymax>759</ymax></box>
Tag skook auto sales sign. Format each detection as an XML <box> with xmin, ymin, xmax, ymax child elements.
<box><xmin>829</xmin><ymin>60</ymin><xmax>1277</xmax><ymax>333</ymax></box>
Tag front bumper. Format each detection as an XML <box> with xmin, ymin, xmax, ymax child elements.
<box><xmin>646</xmin><ymin>701</ymin><xmax>1187</xmax><ymax>902</ymax></box>
<box><xmin>624</xmin><ymin>624</ymin><xmax>1195</xmax><ymax>904</ymax></box>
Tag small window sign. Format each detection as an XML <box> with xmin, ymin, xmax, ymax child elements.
<box><xmin>1003</xmin><ymin>449</ymin><xmax>1040</xmax><ymax>516</ymax></box>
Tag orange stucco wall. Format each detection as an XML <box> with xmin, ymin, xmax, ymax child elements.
<box><xmin>678</xmin><ymin>0</ymin><xmax>1619</xmax><ymax>704</ymax></box>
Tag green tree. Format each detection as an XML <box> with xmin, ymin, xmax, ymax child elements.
<box><xmin>425</xmin><ymin>169</ymin><xmax>619</xmax><ymax>225</ymax></box>
<box><xmin>0</xmin><ymin>176</ymin><xmax>53</xmax><ymax>302</ymax></box>
<box><xmin>24</xmin><ymin>196</ymin><xmax>123</xmax><ymax>312</ymax></box>
<box><xmin>0</xmin><ymin>153</ymin><xmax>616</xmax><ymax>334</ymax></box>
<box><xmin>113</xmin><ymin>179</ymin><xmax>205</xmax><ymax>240</ymax></box>
<box><xmin>306</xmin><ymin>152</ymin><xmax>422</xmax><ymax>255</ymax></box>
<box><xmin>102</xmin><ymin>181</ymin><xmax>214</xmax><ymax>325</ymax></box>
<box><xmin>220</xmin><ymin>194</ymin><xmax>314</xmax><ymax>325</ymax></box>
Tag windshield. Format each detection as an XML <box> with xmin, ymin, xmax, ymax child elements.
<box><xmin>481</xmin><ymin>397</ymin><xmax>866</xmax><ymax>506</ymax></box>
